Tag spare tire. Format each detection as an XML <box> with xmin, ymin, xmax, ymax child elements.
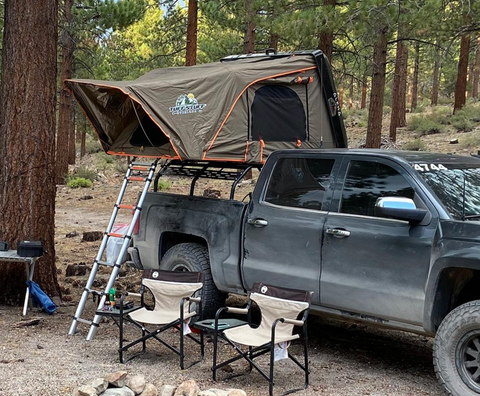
<box><xmin>160</xmin><ymin>243</ymin><xmax>226</xmax><ymax>319</ymax></box>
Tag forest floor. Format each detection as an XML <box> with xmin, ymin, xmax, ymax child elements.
<box><xmin>2</xmin><ymin>105</ymin><xmax>480</xmax><ymax>396</ymax></box>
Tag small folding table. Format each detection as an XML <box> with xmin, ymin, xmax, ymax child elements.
<box><xmin>0</xmin><ymin>250</ymin><xmax>41</xmax><ymax>315</ymax></box>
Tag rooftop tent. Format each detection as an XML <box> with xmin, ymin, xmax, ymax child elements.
<box><xmin>65</xmin><ymin>50</ymin><xmax>347</xmax><ymax>164</ymax></box>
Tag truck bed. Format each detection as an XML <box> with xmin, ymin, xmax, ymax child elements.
<box><xmin>134</xmin><ymin>192</ymin><xmax>248</xmax><ymax>293</ymax></box>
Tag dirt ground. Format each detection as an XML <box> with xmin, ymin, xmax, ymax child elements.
<box><xmin>3</xmin><ymin>115</ymin><xmax>480</xmax><ymax>396</ymax></box>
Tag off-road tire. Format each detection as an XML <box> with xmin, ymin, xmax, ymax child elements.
<box><xmin>160</xmin><ymin>243</ymin><xmax>226</xmax><ymax>320</ymax></box>
<box><xmin>434</xmin><ymin>300</ymin><xmax>480</xmax><ymax>395</ymax></box>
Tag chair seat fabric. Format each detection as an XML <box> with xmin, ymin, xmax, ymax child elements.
<box><xmin>128</xmin><ymin>307</ymin><xmax>197</xmax><ymax>325</ymax></box>
<box><xmin>224</xmin><ymin>324</ymin><xmax>300</xmax><ymax>347</ymax></box>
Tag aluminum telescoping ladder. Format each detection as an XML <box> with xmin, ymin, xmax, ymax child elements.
<box><xmin>68</xmin><ymin>158</ymin><xmax>158</xmax><ymax>341</ymax></box>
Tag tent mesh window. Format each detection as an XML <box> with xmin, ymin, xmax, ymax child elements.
<box><xmin>251</xmin><ymin>85</ymin><xmax>307</xmax><ymax>142</ymax></box>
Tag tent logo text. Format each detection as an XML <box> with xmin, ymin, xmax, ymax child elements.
<box><xmin>169</xmin><ymin>93</ymin><xmax>206</xmax><ymax>115</ymax></box>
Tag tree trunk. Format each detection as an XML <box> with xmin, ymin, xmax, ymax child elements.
<box><xmin>454</xmin><ymin>33</ymin><xmax>471</xmax><ymax>112</ymax></box>
<box><xmin>467</xmin><ymin>61</ymin><xmax>474</xmax><ymax>98</ymax></box>
<box><xmin>185</xmin><ymin>0</ymin><xmax>198</xmax><ymax>66</ymax></box>
<box><xmin>366</xmin><ymin>27</ymin><xmax>388</xmax><ymax>148</ymax></box>
<box><xmin>0</xmin><ymin>0</ymin><xmax>60</xmax><ymax>303</ymax></box>
<box><xmin>411</xmin><ymin>43</ymin><xmax>420</xmax><ymax>110</ymax></box>
<box><xmin>338</xmin><ymin>86</ymin><xmax>344</xmax><ymax>109</ymax></box>
<box><xmin>243</xmin><ymin>0</ymin><xmax>256</xmax><ymax>54</ymax></box>
<box><xmin>318</xmin><ymin>0</ymin><xmax>335</xmax><ymax>61</ymax></box>
<box><xmin>269</xmin><ymin>33</ymin><xmax>279</xmax><ymax>50</ymax></box>
<box><xmin>389</xmin><ymin>34</ymin><xmax>408</xmax><ymax>142</ymax></box>
<box><xmin>80</xmin><ymin>114</ymin><xmax>87</xmax><ymax>159</ymax></box>
<box><xmin>361</xmin><ymin>74</ymin><xmax>368</xmax><ymax>109</ymax></box>
<box><xmin>348</xmin><ymin>75</ymin><xmax>354</xmax><ymax>109</ymax></box>
<box><xmin>474</xmin><ymin>36</ymin><xmax>480</xmax><ymax>98</ymax></box>
<box><xmin>431</xmin><ymin>43</ymin><xmax>440</xmax><ymax>105</ymax></box>
<box><xmin>56</xmin><ymin>0</ymin><xmax>75</xmax><ymax>183</ymax></box>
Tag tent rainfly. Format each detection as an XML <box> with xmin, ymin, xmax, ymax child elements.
<box><xmin>65</xmin><ymin>50</ymin><xmax>347</xmax><ymax>164</ymax></box>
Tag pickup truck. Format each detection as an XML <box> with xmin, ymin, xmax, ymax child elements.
<box><xmin>130</xmin><ymin>148</ymin><xmax>480</xmax><ymax>396</ymax></box>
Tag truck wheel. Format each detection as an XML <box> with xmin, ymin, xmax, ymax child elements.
<box><xmin>160</xmin><ymin>243</ymin><xmax>226</xmax><ymax>319</ymax></box>
<box><xmin>434</xmin><ymin>300</ymin><xmax>480</xmax><ymax>395</ymax></box>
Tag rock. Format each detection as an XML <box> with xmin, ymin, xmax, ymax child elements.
<box><xmin>198</xmin><ymin>392</ymin><xmax>217</xmax><ymax>396</ymax></box>
<box><xmin>227</xmin><ymin>391</ymin><xmax>247</xmax><ymax>396</ymax></box>
<box><xmin>140</xmin><ymin>383</ymin><xmax>158</xmax><ymax>396</ymax></box>
<box><xmin>221</xmin><ymin>364</ymin><xmax>233</xmax><ymax>373</ymax></box>
<box><xmin>91</xmin><ymin>377</ymin><xmax>108</xmax><ymax>394</ymax></box>
<box><xmin>103</xmin><ymin>387</ymin><xmax>135</xmax><ymax>396</ymax></box>
<box><xmin>77</xmin><ymin>385</ymin><xmax>97</xmax><ymax>396</ymax></box>
<box><xmin>105</xmin><ymin>371</ymin><xmax>128</xmax><ymax>388</ymax></box>
<box><xmin>80</xmin><ymin>195</ymin><xmax>94</xmax><ymax>200</ymax></box>
<box><xmin>159</xmin><ymin>385</ymin><xmax>176</xmax><ymax>396</ymax></box>
<box><xmin>173</xmin><ymin>380</ymin><xmax>199</xmax><ymax>396</ymax></box>
<box><xmin>127</xmin><ymin>374</ymin><xmax>146</xmax><ymax>395</ymax></box>
<box><xmin>450</xmin><ymin>138</ymin><xmax>459</xmax><ymax>144</ymax></box>
<box><xmin>65</xmin><ymin>263</ymin><xmax>88</xmax><ymax>277</ymax></box>
<box><xmin>66</xmin><ymin>231</ymin><xmax>78</xmax><ymax>238</ymax></box>
<box><xmin>82</xmin><ymin>231</ymin><xmax>103</xmax><ymax>242</ymax></box>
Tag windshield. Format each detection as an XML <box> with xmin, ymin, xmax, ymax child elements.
<box><xmin>415</xmin><ymin>162</ymin><xmax>480</xmax><ymax>220</ymax></box>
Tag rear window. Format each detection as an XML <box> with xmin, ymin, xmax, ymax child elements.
<box><xmin>264</xmin><ymin>158</ymin><xmax>335</xmax><ymax>211</ymax></box>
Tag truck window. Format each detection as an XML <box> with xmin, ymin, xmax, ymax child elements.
<box><xmin>341</xmin><ymin>160</ymin><xmax>415</xmax><ymax>217</ymax></box>
<box><xmin>264</xmin><ymin>158</ymin><xmax>335</xmax><ymax>211</ymax></box>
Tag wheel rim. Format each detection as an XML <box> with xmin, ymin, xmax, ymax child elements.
<box><xmin>172</xmin><ymin>263</ymin><xmax>190</xmax><ymax>272</ymax></box>
<box><xmin>456</xmin><ymin>329</ymin><xmax>480</xmax><ymax>393</ymax></box>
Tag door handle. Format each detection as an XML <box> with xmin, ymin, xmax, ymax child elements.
<box><xmin>248</xmin><ymin>218</ymin><xmax>269</xmax><ymax>227</ymax></box>
<box><xmin>326</xmin><ymin>228</ymin><xmax>351</xmax><ymax>238</ymax></box>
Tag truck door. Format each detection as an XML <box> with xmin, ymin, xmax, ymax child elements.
<box><xmin>242</xmin><ymin>153</ymin><xmax>342</xmax><ymax>304</ymax></box>
<box><xmin>320</xmin><ymin>156</ymin><xmax>438</xmax><ymax>325</ymax></box>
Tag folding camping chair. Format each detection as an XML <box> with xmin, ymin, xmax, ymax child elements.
<box><xmin>212</xmin><ymin>282</ymin><xmax>312</xmax><ymax>396</ymax></box>
<box><xmin>118</xmin><ymin>269</ymin><xmax>204</xmax><ymax>369</ymax></box>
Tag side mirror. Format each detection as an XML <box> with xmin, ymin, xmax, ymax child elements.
<box><xmin>374</xmin><ymin>197</ymin><xmax>427</xmax><ymax>224</ymax></box>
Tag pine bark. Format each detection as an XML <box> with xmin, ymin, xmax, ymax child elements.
<box><xmin>411</xmin><ymin>43</ymin><xmax>420</xmax><ymax>110</ymax></box>
<box><xmin>243</xmin><ymin>0</ymin><xmax>256</xmax><ymax>54</ymax></box>
<box><xmin>0</xmin><ymin>0</ymin><xmax>60</xmax><ymax>302</ymax></box>
<box><xmin>389</xmin><ymin>34</ymin><xmax>408</xmax><ymax>142</ymax></box>
<box><xmin>318</xmin><ymin>0</ymin><xmax>335</xmax><ymax>61</ymax></box>
<box><xmin>454</xmin><ymin>34</ymin><xmax>471</xmax><ymax>112</ymax></box>
<box><xmin>431</xmin><ymin>43</ymin><xmax>440</xmax><ymax>105</ymax></box>
<box><xmin>80</xmin><ymin>115</ymin><xmax>87</xmax><ymax>159</ymax></box>
<box><xmin>361</xmin><ymin>74</ymin><xmax>368</xmax><ymax>109</ymax></box>
<box><xmin>348</xmin><ymin>75</ymin><xmax>354</xmax><ymax>109</ymax></box>
<box><xmin>338</xmin><ymin>87</ymin><xmax>344</xmax><ymax>109</ymax></box>
<box><xmin>56</xmin><ymin>0</ymin><xmax>75</xmax><ymax>183</ymax></box>
<box><xmin>366</xmin><ymin>27</ymin><xmax>388</xmax><ymax>148</ymax></box>
<box><xmin>269</xmin><ymin>33</ymin><xmax>279</xmax><ymax>50</ymax></box>
<box><xmin>473</xmin><ymin>36</ymin><xmax>480</xmax><ymax>98</ymax></box>
<box><xmin>185</xmin><ymin>0</ymin><xmax>198</xmax><ymax>66</ymax></box>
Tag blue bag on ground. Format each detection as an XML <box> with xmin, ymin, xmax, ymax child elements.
<box><xmin>26</xmin><ymin>280</ymin><xmax>57</xmax><ymax>314</ymax></box>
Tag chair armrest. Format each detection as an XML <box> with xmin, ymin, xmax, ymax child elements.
<box><xmin>186</xmin><ymin>296</ymin><xmax>201</xmax><ymax>303</ymax></box>
<box><xmin>225</xmin><ymin>307</ymin><xmax>249</xmax><ymax>315</ymax></box>
<box><xmin>282</xmin><ymin>318</ymin><xmax>304</xmax><ymax>326</ymax></box>
<box><xmin>125</xmin><ymin>292</ymin><xmax>142</xmax><ymax>298</ymax></box>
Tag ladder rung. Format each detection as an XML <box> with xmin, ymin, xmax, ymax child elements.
<box><xmin>128</xmin><ymin>176</ymin><xmax>145</xmax><ymax>181</ymax></box>
<box><xmin>131</xmin><ymin>166</ymin><xmax>150</xmax><ymax>171</ymax></box>
<box><xmin>77</xmin><ymin>318</ymin><xmax>93</xmax><ymax>325</ymax></box>
<box><xmin>117</xmin><ymin>204</ymin><xmax>135</xmax><ymax>210</ymax></box>
<box><xmin>108</xmin><ymin>232</ymin><xmax>125</xmax><ymax>238</ymax></box>
<box><xmin>97</xmin><ymin>260</ymin><xmax>115</xmax><ymax>267</ymax></box>
<box><xmin>132</xmin><ymin>161</ymin><xmax>153</xmax><ymax>167</ymax></box>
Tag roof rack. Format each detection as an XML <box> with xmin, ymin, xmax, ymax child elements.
<box><xmin>153</xmin><ymin>160</ymin><xmax>263</xmax><ymax>199</ymax></box>
<box><xmin>220</xmin><ymin>50</ymin><xmax>320</xmax><ymax>62</ymax></box>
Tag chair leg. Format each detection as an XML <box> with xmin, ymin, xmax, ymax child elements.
<box><xmin>119</xmin><ymin>313</ymin><xmax>124</xmax><ymax>363</ymax></box>
<box><xmin>304</xmin><ymin>323</ymin><xmax>309</xmax><ymax>389</ymax></box>
<box><xmin>213</xmin><ymin>330</ymin><xmax>218</xmax><ymax>381</ymax></box>
<box><xmin>269</xmin><ymin>342</ymin><xmax>275</xmax><ymax>396</ymax></box>
<box><xmin>180</xmin><ymin>322</ymin><xmax>185</xmax><ymax>370</ymax></box>
<box><xmin>142</xmin><ymin>328</ymin><xmax>146</xmax><ymax>353</ymax></box>
<box><xmin>200</xmin><ymin>330</ymin><xmax>205</xmax><ymax>361</ymax></box>
<box><xmin>249</xmin><ymin>346</ymin><xmax>253</xmax><ymax>372</ymax></box>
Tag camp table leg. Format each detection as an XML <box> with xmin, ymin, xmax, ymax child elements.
<box><xmin>23</xmin><ymin>259</ymin><xmax>36</xmax><ymax>316</ymax></box>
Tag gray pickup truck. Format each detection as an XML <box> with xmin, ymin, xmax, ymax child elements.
<box><xmin>131</xmin><ymin>148</ymin><xmax>480</xmax><ymax>396</ymax></box>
